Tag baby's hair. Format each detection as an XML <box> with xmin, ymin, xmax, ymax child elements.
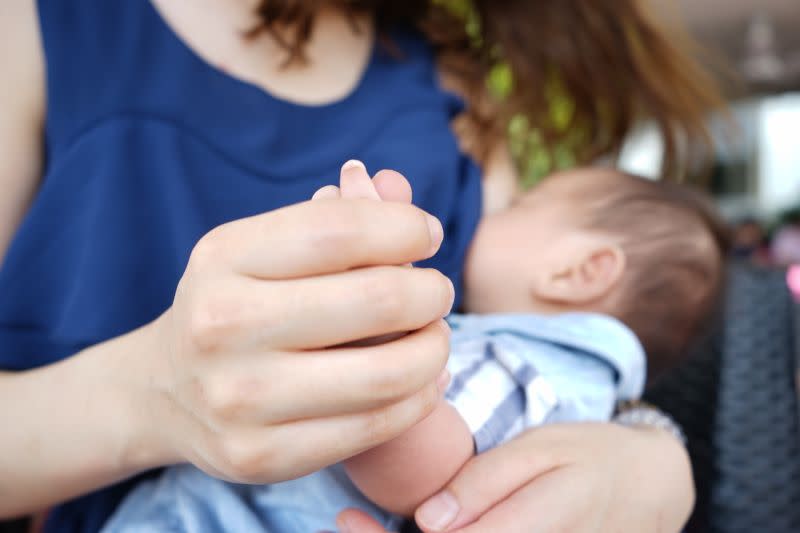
<box><xmin>576</xmin><ymin>171</ymin><xmax>730</xmax><ymax>381</ymax></box>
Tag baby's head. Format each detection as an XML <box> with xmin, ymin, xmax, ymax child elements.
<box><xmin>465</xmin><ymin>168</ymin><xmax>729</xmax><ymax>378</ymax></box>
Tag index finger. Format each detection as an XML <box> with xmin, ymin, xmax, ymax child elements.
<box><xmin>201</xmin><ymin>199</ymin><xmax>444</xmax><ymax>279</ymax></box>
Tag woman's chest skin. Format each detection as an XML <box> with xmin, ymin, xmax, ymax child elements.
<box><xmin>150</xmin><ymin>0</ymin><xmax>374</xmax><ymax>105</ymax></box>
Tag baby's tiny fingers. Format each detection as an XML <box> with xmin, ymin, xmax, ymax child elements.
<box><xmin>373</xmin><ymin>169</ymin><xmax>412</xmax><ymax>204</ymax></box>
<box><xmin>312</xmin><ymin>185</ymin><xmax>341</xmax><ymax>200</ymax></box>
<box><xmin>340</xmin><ymin>160</ymin><xmax>381</xmax><ymax>200</ymax></box>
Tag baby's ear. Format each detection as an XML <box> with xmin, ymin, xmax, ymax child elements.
<box><xmin>533</xmin><ymin>242</ymin><xmax>626</xmax><ymax>305</ymax></box>
<box><xmin>340</xmin><ymin>160</ymin><xmax>380</xmax><ymax>199</ymax></box>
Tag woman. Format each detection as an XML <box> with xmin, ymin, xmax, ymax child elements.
<box><xmin>0</xmin><ymin>0</ymin><xmax>715</xmax><ymax>531</ymax></box>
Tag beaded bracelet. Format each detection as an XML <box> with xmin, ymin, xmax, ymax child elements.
<box><xmin>613</xmin><ymin>400</ymin><xmax>687</xmax><ymax>446</ymax></box>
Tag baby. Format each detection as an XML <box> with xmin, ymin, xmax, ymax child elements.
<box><xmin>104</xmin><ymin>164</ymin><xmax>727</xmax><ymax>532</ymax></box>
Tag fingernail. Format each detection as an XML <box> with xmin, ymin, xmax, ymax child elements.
<box><xmin>417</xmin><ymin>491</ymin><xmax>460</xmax><ymax>532</ymax></box>
<box><xmin>436</xmin><ymin>369</ymin><xmax>451</xmax><ymax>393</ymax></box>
<box><xmin>426</xmin><ymin>215</ymin><xmax>444</xmax><ymax>257</ymax></box>
<box><xmin>342</xmin><ymin>159</ymin><xmax>366</xmax><ymax>172</ymax></box>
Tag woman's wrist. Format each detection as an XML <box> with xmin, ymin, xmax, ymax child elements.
<box><xmin>0</xmin><ymin>315</ymin><xmax>181</xmax><ymax>516</ymax></box>
<box><xmin>109</xmin><ymin>313</ymin><xmax>183</xmax><ymax>473</ymax></box>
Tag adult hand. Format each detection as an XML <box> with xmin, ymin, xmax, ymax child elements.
<box><xmin>338</xmin><ymin>423</ymin><xmax>694</xmax><ymax>533</ymax></box>
<box><xmin>143</xmin><ymin>162</ymin><xmax>454</xmax><ymax>484</ymax></box>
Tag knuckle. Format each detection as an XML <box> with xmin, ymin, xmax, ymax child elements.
<box><xmin>186</xmin><ymin>289</ymin><xmax>236</xmax><ymax>354</ymax></box>
<box><xmin>414</xmin><ymin>384</ymin><xmax>441</xmax><ymax>420</ymax></box>
<box><xmin>361</xmin><ymin>408</ymin><xmax>397</xmax><ymax>447</ymax></box>
<box><xmin>362</xmin><ymin>272</ymin><xmax>405</xmax><ymax>329</ymax></box>
<box><xmin>306</xmin><ymin>206</ymin><xmax>361</xmax><ymax>259</ymax></box>
<box><xmin>204</xmin><ymin>375</ymin><xmax>258</xmax><ymax>422</ymax></box>
<box><xmin>368</xmin><ymin>362</ymin><xmax>417</xmax><ymax>402</ymax></box>
<box><xmin>217</xmin><ymin>436</ymin><xmax>273</xmax><ymax>482</ymax></box>
<box><xmin>189</xmin><ymin>227</ymin><xmax>225</xmax><ymax>272</ymax></box>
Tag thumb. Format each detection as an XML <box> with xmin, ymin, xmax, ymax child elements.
<box><xmin>414</xmin><ymin>431</ymin><xmax>561</xmax><ymax>531</ymax></box>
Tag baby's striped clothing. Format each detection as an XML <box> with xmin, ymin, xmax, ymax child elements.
<box><xmin>445</xmin><ymin>312</ymin><xmax>645</xmax><ymax>453</ymax></box>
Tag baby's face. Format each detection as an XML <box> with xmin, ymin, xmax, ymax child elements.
<box><xmin>463</xmin><ymin>170</ymin><xmax>595</xmax><ymax>314</ymax></box>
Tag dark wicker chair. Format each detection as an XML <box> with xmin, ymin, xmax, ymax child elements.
<box><xmin>645</xmin><ymin>264</ymin><xmax>800</xmax><ymax>533</ymax></box>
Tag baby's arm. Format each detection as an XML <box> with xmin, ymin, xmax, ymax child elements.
<box><xmin>321</xmin><ymin>162</ymin><xmax>474</xmax><ymax>516</ymax></box>
<box><xmin>344</xmin><ymin>400</ymin><xmax>474</xmax><ymax>516</ymax></box>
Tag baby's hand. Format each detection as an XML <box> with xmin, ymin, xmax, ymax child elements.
<box><xmin>312</xmin><ymin>161</ymin><xmax>419</xmax><ymax>348</ymax></box>
<box><xmin>312</xmin><ymin>160</ymin><xmax>413</xmax><ymax>203</ymax></box>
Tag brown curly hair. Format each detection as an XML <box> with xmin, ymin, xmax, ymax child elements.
<box><xmin>249</xmin><ymin>0</ymin><xmax>723</xmax><ymax>181</ymax></box>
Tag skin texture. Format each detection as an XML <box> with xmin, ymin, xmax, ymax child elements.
<box><xmin>339</xmin><ymin>423</ymin><xmax>695</xmax><ymax>533</ymax></box>
<box><xmin>0</xmin><ymin>1</ymin><xmax>694</xmax><ymax>530</ymax></box>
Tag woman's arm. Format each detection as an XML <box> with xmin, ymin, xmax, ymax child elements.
<box><xmin>0</xmin><ymin>195</ymin><xmax>455</xmax><ymax>518</ymax></box>
<box><xmin>0</xmin><ymin>326</ymin><xmax>176</xmax><ymax>517</ymax></box>
<box><xmin>0</xmin><ymin>0</ymin><xmax>45</xmax><ymax>263</ymax></box>
<box><xmin>0</xmin><ymin>1</ymin><xmax>155</xmax><ymax>516</ymax></box>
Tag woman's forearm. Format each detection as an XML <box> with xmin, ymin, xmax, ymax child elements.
<box><xmin>0</xmin><ymin>320</ymin><xmax>175</xmax><ymax>518</ymax></box>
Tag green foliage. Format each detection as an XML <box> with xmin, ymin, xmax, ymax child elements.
<box><xmin>433</xmin><ymin>0</ymin><xmax>480</xmax><ymax>39</ymax></box>
<box><xmin>507</xmin><ymin>75</ymin><xmax>580</xmax><ymax>188</ymax></box>
<box><xmin>435</xmin><ymin>0</ymin><xmax>579</xmax><ymax>186</ymax></box>
<box><xmin>510</xmin><ymin>116</ymin><xmax>578</xmax><ymax>188</ymax></box>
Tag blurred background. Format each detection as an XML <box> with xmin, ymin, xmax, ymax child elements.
<box><xmin>624</xmin><ymin>8</ymin><xmax>800</xmax><ymax>532</ymax></box>
<box><xmin>622</xmin><ymin>0</ymin><xmax>800</xmax><ymax>271</ymax></box>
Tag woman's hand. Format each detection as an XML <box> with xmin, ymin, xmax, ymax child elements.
<box><xmin>0</xmin><ymin>163</ymin><xmax>455</xmax><ymax>517</ymax></box>
<box><xmin>338</xmin><ymin>423</ymin><xmax>694</xmax><ymax>533</ymax></box>
<box><xmin>143</xmin><ymin>164</ymin><xmax>454</xmax><ymax>484</ymax></box>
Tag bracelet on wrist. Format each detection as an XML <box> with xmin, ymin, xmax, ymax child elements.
<box><xmin>613</xmin><ymin>400</ymin><xmax>687</xmax><ymax>446</ymax></box>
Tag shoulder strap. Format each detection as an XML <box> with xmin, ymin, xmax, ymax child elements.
<box><xmin>36</xmin><ymin>0</ymin><xmax>168</xmax><ymax>149</ymax></box>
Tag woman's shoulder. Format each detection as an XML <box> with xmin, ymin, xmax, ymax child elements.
<box><xmin>0</xmin><ymin>0</ymin><xmax>46</xmax><ymax>261</ymax></box>
<box><xmin>0</xmin><ymin>0</ymin><xmax>45</xmax><ymax>128</ymax></box>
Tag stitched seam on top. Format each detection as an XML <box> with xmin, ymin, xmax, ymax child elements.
<box><xmin>49</xmin><ymin>105</ymin><xmax>454</xmax><ymax>182</ymax></box>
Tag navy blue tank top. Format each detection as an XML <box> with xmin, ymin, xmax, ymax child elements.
<box><xmin>1</xmin><ymin>1</ymin><xmax>481</xmax><ymax>530</ymax></box>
